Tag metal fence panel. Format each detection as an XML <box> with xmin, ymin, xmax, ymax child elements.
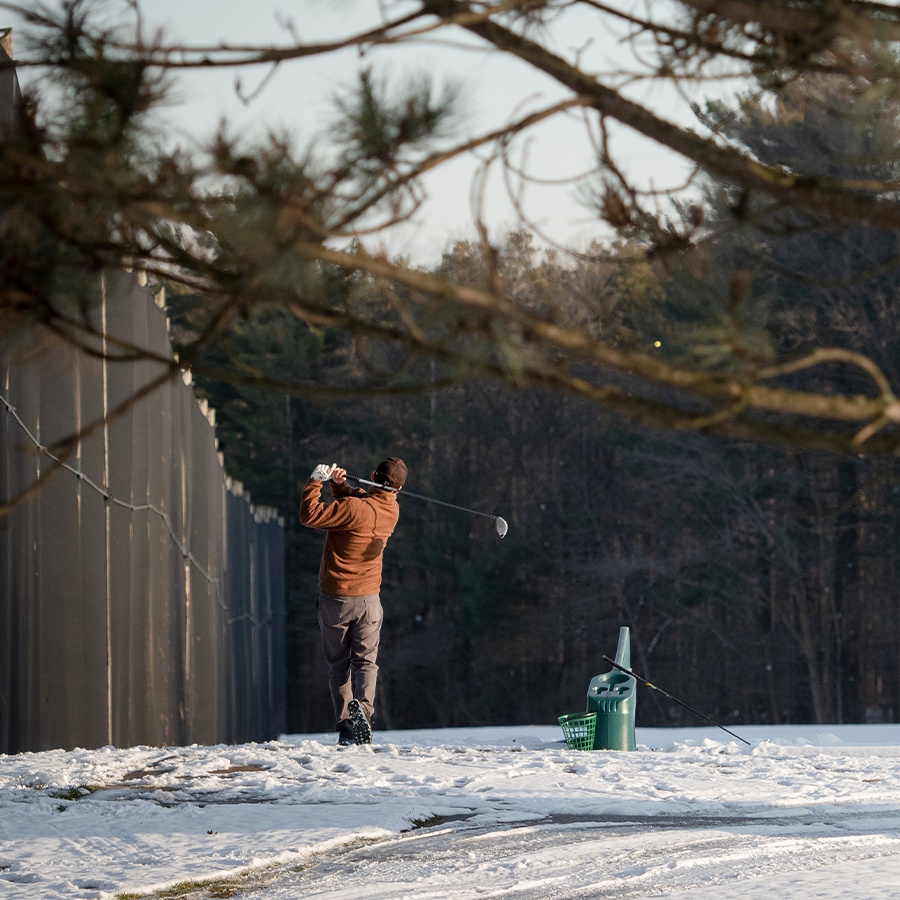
<box><xmin>0</xmin><ymin>364</ymin><xmax>10</xmax><ymax>751</ymax></box>
<box><xmin>225</xmin><ymin>485</ymin><xmax>249</xmax><ymax>744</ymax></box>
<box><xmin>107</xmin><ymin>286</ymin><xmax>138</xmax><ymax>748</ymax></box>
<box><xmin>37</xmin><ymin>345</ymin><xmax>90</xmax><ymax>749</ymax></box>
<box><xmin>123</xmin><ymin>291</ymin><xmax>154</xmax><ymax>746</ymax></box>
<box><xmin>0</xmin><ymin>272</ymin><xmax>285</xmax><ymax>753</ymax></box>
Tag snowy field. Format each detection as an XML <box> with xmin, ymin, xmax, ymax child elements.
<box><xmin>2</xmin><ymin>723</ymin><xmax>900</xmax><ymax>899</ymax></box>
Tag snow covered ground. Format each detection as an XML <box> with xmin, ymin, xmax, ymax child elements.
<box><xmin>2</xmin><ymin>723</ymin><xmax>900</xmax><ymax>899</ymax></box>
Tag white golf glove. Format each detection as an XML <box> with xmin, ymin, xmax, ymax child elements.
<box><xmin>309</xmin><ymin>463</ymin><xmax>337</xmax><ymax>482</ymax></box>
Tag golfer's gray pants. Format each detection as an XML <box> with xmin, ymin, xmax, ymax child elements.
<box><xmin>318</xmin><ymin>592</ymin><xmax>383</xmax><ymax>724</ymax></box>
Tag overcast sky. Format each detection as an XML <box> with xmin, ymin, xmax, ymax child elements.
<box><xmin>12</xmin><ymin>0</ymin><xmax>743</xmax><ymax>262</ymax></box>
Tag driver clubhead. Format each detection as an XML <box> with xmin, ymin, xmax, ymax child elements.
<box><xmin>495</xmin><ymin>516</ymin><xmax>508</xmax><ymax>539</ymax></box>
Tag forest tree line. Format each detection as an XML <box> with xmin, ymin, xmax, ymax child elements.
<box><xmin>165</xmin><ymin>68</ymin><xmax>900</xmax><ymax>733</ymax></box>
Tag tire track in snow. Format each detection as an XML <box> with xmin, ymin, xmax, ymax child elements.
<box><xmin>242</xmin><ymin>809</ymin><xmax>900</xmax><ymax>899</ymax></box>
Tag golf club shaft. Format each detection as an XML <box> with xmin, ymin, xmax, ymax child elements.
<box><xmin>345</xmin><ymin>475</ymin><xmax>498</xmax><ymax>522</ymax></box>
<box><xmin>601</xmin><ymin>655</ymin><xmax>751</xmax><ymax>746</ymax></box>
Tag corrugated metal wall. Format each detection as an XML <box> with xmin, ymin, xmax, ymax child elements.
<box><xmin>0</xmin><ymin>270</ymin><xmax>285</xmax><ymax>753</ymax></box>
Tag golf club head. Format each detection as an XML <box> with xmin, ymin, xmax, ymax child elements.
<box><xmin>495</xmin><ymin>516</ymin><xmax>508</xmax><ymax>539</ymax></box>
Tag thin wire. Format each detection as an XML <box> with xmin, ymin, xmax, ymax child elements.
<box><xmin>1</xmin><ymin>389</ymin><xmax>270</xmax><ymax>628</ymax></box>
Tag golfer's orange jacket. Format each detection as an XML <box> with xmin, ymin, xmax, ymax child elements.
<box><xmin>300</xmin><ymin>479</ymin><xmax>400</xmax><ymax>597</ymax></box>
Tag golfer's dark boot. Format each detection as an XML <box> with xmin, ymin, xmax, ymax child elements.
<box><xmin>348</xmin><ymin>699</ymin><xmax>372</xmax><ymax>745</ymax></box>
<box><xmin>337</xmin><ymin>720</ymin><xmax>354</xmax><ymax>746</ymax></box>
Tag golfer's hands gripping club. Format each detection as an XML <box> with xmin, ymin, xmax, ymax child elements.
<box><xmin>309</xmin><ymin>463</ymin><xmax>337</xmax><ymax>482</ymax></box>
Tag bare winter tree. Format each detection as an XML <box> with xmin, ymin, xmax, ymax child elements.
<box><xmin>6</xmin><ymin>0</ymin><xmax>900</xmax><ymax>465</ymax></box>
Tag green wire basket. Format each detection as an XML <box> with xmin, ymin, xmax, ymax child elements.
<box><xmin>558</xmin><ymin>711</ymin><xmax>597</xmax><ymax>751</ymax></box>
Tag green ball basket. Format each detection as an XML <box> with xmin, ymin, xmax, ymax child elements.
<box><xmin>558</xmin><ymin>711</ymin><xmax>597</xmax><ymax>751</ymax></box>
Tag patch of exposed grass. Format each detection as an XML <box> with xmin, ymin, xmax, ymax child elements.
<box><xmin>207</xmin><ymin>764</ymin><xmax>269</xmax><ymax>776</ymax></box>
<box><xmin>159</xmin><ymin>878</ymin><xmax>242</xmax><ymax>898</ymax></box>
<box><xmin>48</xmin><ymin>785</ymin><xmax>100</xmax><ymax>801</ymax></box>
<box><xmin>115</xmin><ymin>867</ymin><xmax>271</xmax><ymax>899</ymax></box>
<box><xmin>143</xmin><ymin>876</ymin><xmax>245</xmax><ymax>898</ymax></box>
<box><xmin>115</xmin><ymin>833</ymin><xmax>388</xmax><ymax>898</ymax></box>
<box><xmin>115</xmin><ymin>878</ymin><xmax>236</xmax><ymax>899</ymax></box>
<box><xmin>157</xmin><ymin>880</ymin><xmax>206</xmax><ymax>898</ymax></box>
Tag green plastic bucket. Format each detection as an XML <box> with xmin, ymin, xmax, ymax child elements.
<box><xmin>558</xmin><ymin>711</ymin><xmax>597</xmax><ymax>751</ymax></box>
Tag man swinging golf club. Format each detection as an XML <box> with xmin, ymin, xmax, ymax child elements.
<box><xmin>300</xmin><ymin>457</ymin><xmax>407</xmax><ymax>745</ymax></box>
